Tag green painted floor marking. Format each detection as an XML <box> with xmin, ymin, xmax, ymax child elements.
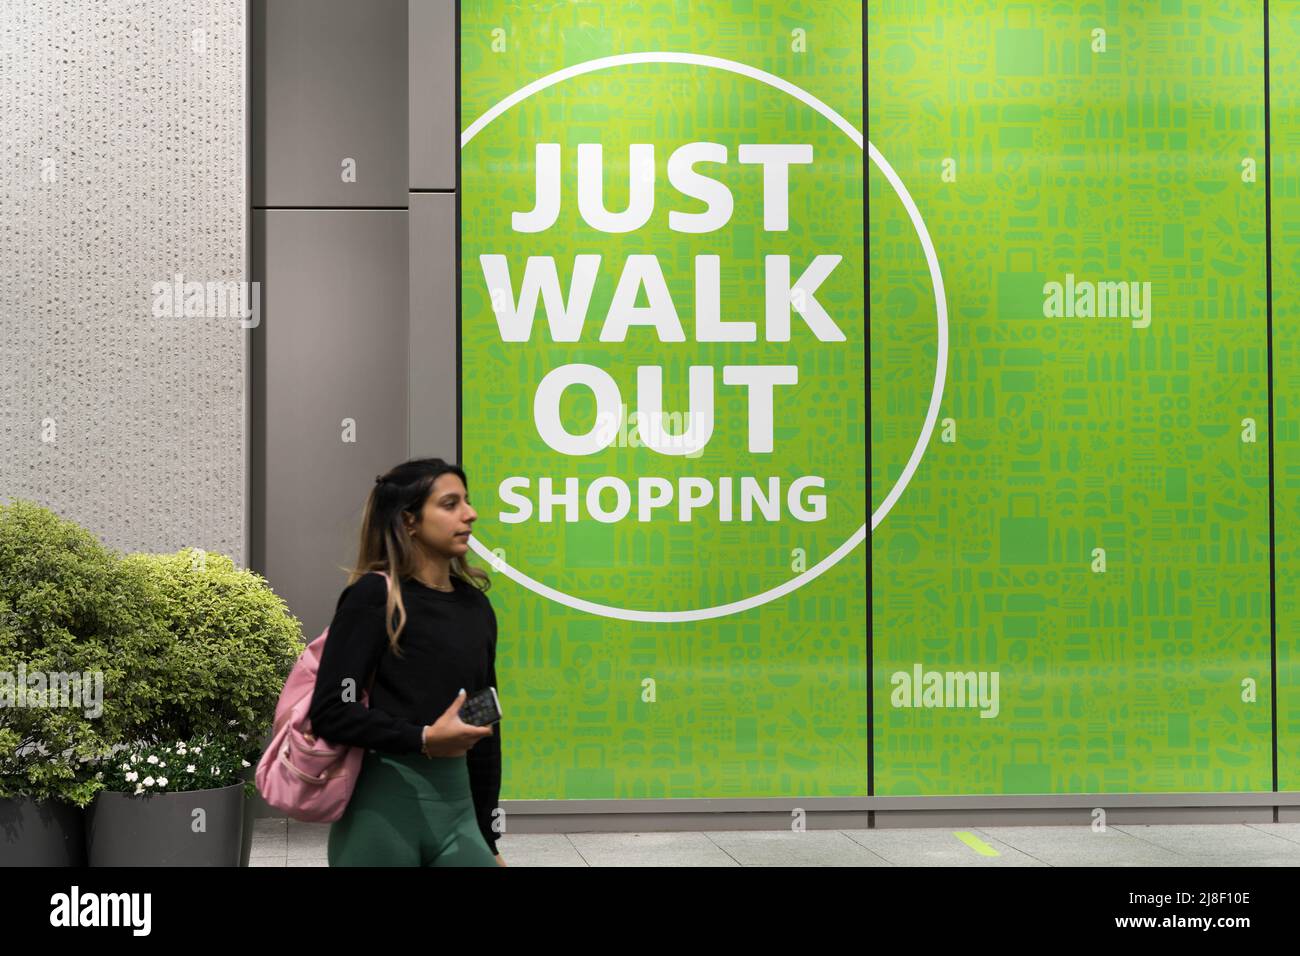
<box><xmin>953</xmin><ymin>831</ymin><xmax>1000</xmax><ymax>857</ymax></box>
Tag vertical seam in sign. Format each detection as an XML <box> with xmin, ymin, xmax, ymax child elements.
<box><xmin>864</xmin><ymin>2</ymin><xmax>874</xmax><ymax>808</ymax></box>
<box><xmin>407</xmin><ymin>3</ymin><xmax>414</xmax><ymax>458</ymax></box>
<box><xmin>456</xmin><ymin>0</ymin><xmax>463</xmax><ymax>467</ymax></box>
<box><xmin>1264</xmin><ymin>0</ymin><xmax>1278</xmax><ymax>804</ymax></box>
<box><xmin>244</xmin><ymin>0</ymin><xmax>252</xmax><ymax>571</ymax></box>
<box><xmin>407</xmin><ymin>2</ymin><xmax>413</xmax><ymax>458</ymax></box>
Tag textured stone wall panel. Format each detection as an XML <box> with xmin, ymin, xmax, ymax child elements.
<box><xmin>0</xmin><ymin>0</ymin><xmax>246</xmax><ymax>563</ymax></box>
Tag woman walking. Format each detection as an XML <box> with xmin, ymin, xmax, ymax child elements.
<box><xmin>308</xmin><ymin>457</ymin><xmax>505</xmax><ymax>866</ymax></box>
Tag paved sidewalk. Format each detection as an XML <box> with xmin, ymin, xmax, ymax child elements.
<box><xmin>248</xmin><ymin>819</ymin><xmax>1300</xmax><ymax>866</ymax></box>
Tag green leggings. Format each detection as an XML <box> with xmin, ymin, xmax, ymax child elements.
<box><xmin>328</xmin><ymin>749</ymin><xmax>497</xmax><ymax>867</ymax></box>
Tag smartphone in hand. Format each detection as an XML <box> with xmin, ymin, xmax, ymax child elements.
<box><xmin>459</xmin><ymin>686</ymin><xmax>502</xmax><ymax>726</ymax></box>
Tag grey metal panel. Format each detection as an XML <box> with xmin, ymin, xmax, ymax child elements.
<box><xmin>494</xmin><ymin>792</ymin><xmax>1300</xmax><ymax>813</ymax></box>
<box><xmin>497</xmin><ymin>801</ymin><xmax>1279</xmax><ymax>834</ymax></box>
<box><xmin>872</xmin><ymin>807</ymin><xmax>1276</xmax><ymax>828</ymax></box>
<box><xmin>496</xmin><ymin>810</ymin><xmax>871</xmax><ymax>835</ymax></box>
<box><xmin>409</xmin><ymin>0</ymin><xmax>456</xmax><ymax>190</ymax></box>
<box><xmin>253</xmin><ymin>789</ymin><xmax>1300</xmax><ymax>823</ymax></box>
<box><xmin>251</xmin><ymin>806</ymin><xmax>1288</xmax><ymax>826</ymax></box>
<box><xmin>864</xmin><ymin>792</ymin><xmax>1295</xmax><ymax>809</ymax></box>
<box><xmin>252</xmin><ymin>0</ymin><xmax>409</xmax><ymax>208</ymax></box>
<box><xmin>409</xmin><ymin>193</ymin><xmax>458</xmax><ymax>460</ymax></box>
<box><xmin>250</xmin><ymin>803</ymin><xmax>1287</xmax><ymax>827</ymax></box>
<box><xmin>252</xmin><ymin>209</ymin><xmax>409</xmax><ymax>640</ymax></box>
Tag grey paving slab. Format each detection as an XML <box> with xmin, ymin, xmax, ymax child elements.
<box><xmin>1245</xmin><ymin>823</ymin><xmax>1300</xmax><ymax>847</ymax></box>
<box><xmin>1167</xmin><ymin>855</ymin><xmax>1300</xmax><ymax>867</ymax></box>
<box><xmin>976</xmin><ymin>825</ymin><xmax>1186</xmax><ymax>866</ymax></box>
<box><xmin>702</xmin><ymin>829</ymin><xmax>893</xmax><ymax>866</ymax></box>
<box><xmin>1113</xmin><ymin>824</ymin><xmax>1300</xmax><ymax>860</ymax></box>
<box><xmin>244</xmin><ymin>853</ymin><xmax>286</xmax><ymax>868</ymax></box>
<box><xmin>249</xmin><ymin>818</ymin><xmax>286</xmax><ymax>855</ymax></box>
<box><xmin>565</xmin><ymin>831</ymin><xmax>739</xmax><ymax>866</ymax></box>
<box><xmin>492</xmin><ymin>834</ymin><xmax>587</xmax><ymax>867</ymax></box>
<box><xmin>248</xmin><ymin>820</ymin><xmax>1300</xmax><ymax>866</ymax></box>
<box><xmin>285</xmin><ymin>819</ymin><xmax>331</xmax><ymax>859</ymax></box>
<box><xmin>1240</xmin><ymin>856</ymin><xmax>1300</xmax><ymax>867</ymax></box>
<box><xmin>841</xmin><ymin>827</ymin><xmax>1046</xmax><ymax>866</ymax></box>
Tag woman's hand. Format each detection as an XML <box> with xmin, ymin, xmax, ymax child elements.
<box><xmin>494</xmin><ymin>853</ymin><xmax>506</xmax><ymax>866</ymax></box>
<box><xmin>421</xmin><ymin>690</ymin><xmax>495</xmax><ymax>757</ymax></box>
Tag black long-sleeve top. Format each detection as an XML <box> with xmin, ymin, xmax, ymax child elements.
<box><xmin>307</xmin><ymin>570</ymin><xmax>502</xmax><ymax>854</ymax></box>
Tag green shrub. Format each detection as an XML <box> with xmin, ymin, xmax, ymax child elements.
<box><xmin>118</xmin><ymin>548</ymin><xmax>304</xmax><ymax>751</ymax></box>
<box><xmin>0</xmin><ymin>499</ymin><xmax>172</xmax><ymax>806</ymax></box>
<box><xmin>0</xmin><ymin>500</ymin><xmax>305</xmax><ymax>806</ymax></box>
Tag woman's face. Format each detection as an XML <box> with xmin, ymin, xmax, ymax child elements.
<box><xmin>404</xmin><ymin>473</ymin><xmax>477</xmax><ymax>559</ymax></box>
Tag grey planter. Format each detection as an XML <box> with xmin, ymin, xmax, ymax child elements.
<box><xmin>86</xmin><ymin>781</ymin><xmax>245</xmax><ymax>866</ymax></box>
<box><xmin>239</xmin><ymin>767</ymin><xmax>257</xmax><ymax>867</ymax></box>
<box><xmin>0</xmin><ymin>796</ymin><xmax>87</xmax><ymax>866</ymax></box>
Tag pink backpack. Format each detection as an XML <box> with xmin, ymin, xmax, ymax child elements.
<box><xmin>255</xmin><ymin>570</ymin><xmax>394</xmax><ymax>822</ymax></box>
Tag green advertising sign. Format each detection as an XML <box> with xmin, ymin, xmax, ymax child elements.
<box><xmin>870</xmin><ymin>0</ymin><xmax>1280</xmax><ymax>797</ymax></box>
<box><xmin>460</xmin><ymin>1</ymin><xmax>867</xmax><ymax>799</ymax></box>
<box><xmin>1276</xmin><ymin>4</ymin><xmax>1300</xmax><ymax>793</ymax></box>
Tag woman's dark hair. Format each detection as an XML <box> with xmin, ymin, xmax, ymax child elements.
<box><xmin>339</xmin><ymin>457</ymin><xmax>490</xmax><ymax>654</ymax></box>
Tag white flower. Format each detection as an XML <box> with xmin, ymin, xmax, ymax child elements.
<box><xmin>134</xmin><ymin>785</ymin><xmax>144</xmax><ymax>795</ymax></box>
<box><xmin>146</xmin><ymin>755</ymin><xmax>159</xmax><ymax>765</ymax></box>
<box><xmin>143</xmin><ymin>776</ymin><xmax>155</xmax><ymax>787</ymax></box>
<box><xmin>185</xmin><ymin>764</ymin><xmax>196</xmax><ymax>773</ymax></box>
<box><xmin>95</xmin><ymin>772</ymin><xmax>103</xmax><ymax>780</ymax></box>
<box><xmin>131</xmin><ymin>753</ymin><xmax>139</xmax><ymax>762</ymax></box>
<box><xmin>193</xmin><ymin>747</ymin><xmax>202</xmax><ymax>755</ymax></box>
<box><xmin>159</xmin><ymin>761</ymin><xmax>166</xmax><ymax>768</ymax></box>
<box><xmin>157</xmin><ymin>776</ymin><xmax>168</xmax><ymax>787</ymax></box>
<box><xmin>120</xmin><ymin>762</ymin><xmax>130</xmax><ymax>771</ymax></box>
<box><xmin>125</xmin><ymin>771</ymin><xmax>138</xmax><ymax>782</ymax></box>
<box><xmin>211</xmin><ymin>766</ymin><xmax>218</xmax><ymax>774</ymax></box>
<box><xmin>240</xmin><ymin>759</ymin><xmax>250</xmax><ymax>768</ymax></box>
<box><xmin>177</xmin><ymin>745</ymin><xmax>187</xmax><ymax>755</ymax></box>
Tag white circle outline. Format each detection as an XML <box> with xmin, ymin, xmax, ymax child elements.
<box><xmin>460</xmin><ymin>51</ymin><xmax>947</xmax><ymax>622</ymax></box>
